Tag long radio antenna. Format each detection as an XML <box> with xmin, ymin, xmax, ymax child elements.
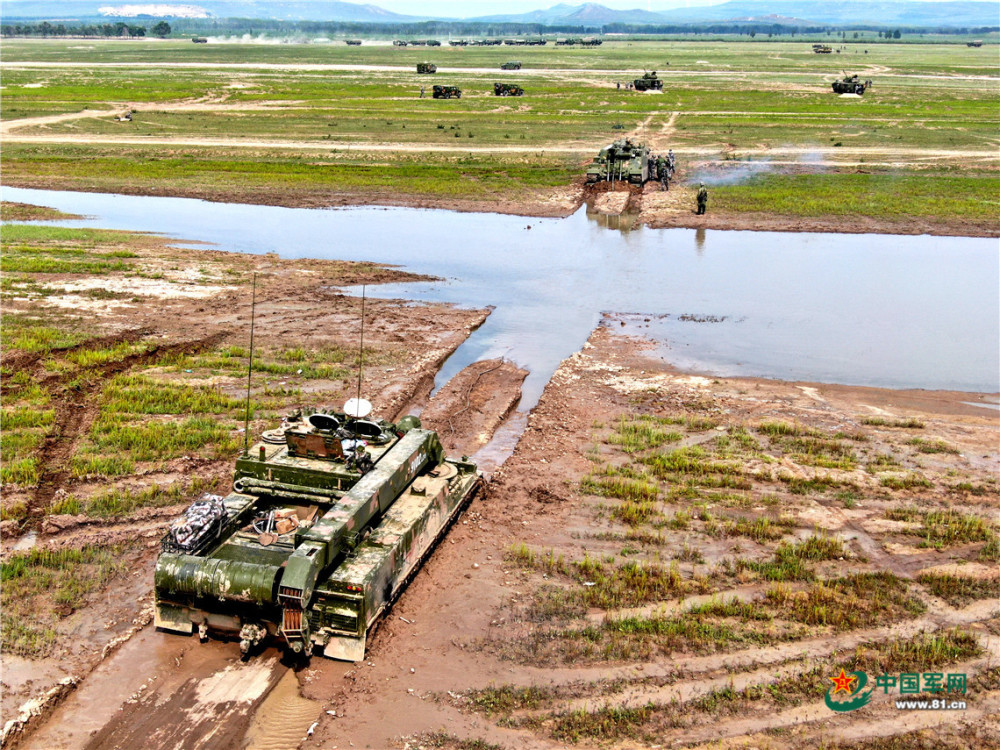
<box><xmin>356</xmin><ymin>285</ymin><xmax>365</xmax><ymax>409</ymax></box>
<box><xmin>243</xmin><ymin>272</ymin><xmax>257</xmax><ymax>455</ymax></box>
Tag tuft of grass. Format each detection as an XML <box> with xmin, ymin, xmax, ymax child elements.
<box><xmin>906</xmin><ymin>437</ymin><xmax>960</xmax><ymax>455</ymax></box>
<box><xmin>607</xmin><ymin>415</ymin><xmax>683</xmax><ymax>453</ymax></box>
<box><xmin>880</xmin><ymin>473</ymin><xmax>933</xmax><ymax>490</ymax></box>
<box><xmin>1</xmin><ymin>544</ymin><xmax>132</xmax><ymax>656</ymax></box>
<box><xmin>885</xmin><ymin>507</ymin><xmax>993</xmax><ymax>547</ymax></box>
<box><xmin>861</xmin><ymin>416</ymin><xmax>925</xmax><ymax>429</ymax></box>
<box><xmin>917</xmin><ymin>572</ymin><xmax>1000</xmax><ymax>608</ymax></box>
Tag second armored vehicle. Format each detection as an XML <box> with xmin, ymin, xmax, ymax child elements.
<box><xmin>832</xmin><ymin>74</ymin><xmax>872</xmax><ymax>94</ymax></box>
<box><xmin>586</xmin><ymin>138</ymin><xmax>650</xmax><ymax>185</ymax></box>
<box><xmin>493</xmin><ymin>82</ymin><xmax>524</xmax><ymax>96</ymax></box>
<box><xmin>417</xmin><ymin>62</ymin><xmax>437</xmax><ymax>74</ymax></box>
<box><xmin>155</xmin><ymin>405</ymin><xmax>480</xmax><ymax>661</ymax></box>
<box><xmin>432</xmin><ymin>84</ymin><xmax>461</xmax><ymax>99</ymax></box>
<box><xmin>633</xmin><ymin>71</ymin><xmax>663</xmax><ymax>91</ymax></box>
<box><xmin>500</xmin><ymin>61</ymin><xmax>522</xmax><ymax>70</ymax></box>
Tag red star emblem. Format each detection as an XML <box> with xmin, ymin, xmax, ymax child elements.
<box><xmin>829</xmin><ymin>669</ymin><xmax>857</xmax><ymax>695</ymax></box>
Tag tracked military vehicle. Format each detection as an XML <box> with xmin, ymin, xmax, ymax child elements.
<box><xmin>500</xmin><ymin>61</ymin><xmax>522</xmax><ymax>70</ymax></box>
<box><xmin>633</xmin><ymin>71</ymin><xmax>663</xmax><ymax>91</ymax></box>
<box><xmin>417</xmin><ymin>62</ymin><xmax>437</xmax><ymax>74</ymax></box>
<box><xmin>432</xmin><ymin>84</ymin><xmax>461</xmax><ymax>99</ymax></box>
<box><xmin>586</xmin><ymin>138</ymin><xmax>650</xmax><ymax>185</ymax></box>
<box><xmin>154</xmin><ymin>404</ymin><xmax>480</xmax><ymax>661</ymax></box>
<box><xmin>832</xmin><ymin>74</ymin><xmax>872</xmax><ymax>94</ymax></box>
<box><xmin>494</xmin><ymin>82</ymin><xmax>524</xmax><ymax>96</ymax></box>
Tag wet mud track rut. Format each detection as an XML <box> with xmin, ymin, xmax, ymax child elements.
<box><xmin>15</xmin><ymin>351</ymin><xmax>523</xmax><ymax>750</ymax></box>
<box><xmin>18</xmin><ymin>331</ymin><xmax>230</xmax><ymax>527</ymax></box>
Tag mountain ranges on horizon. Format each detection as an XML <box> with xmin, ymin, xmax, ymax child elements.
<box><xmin>1</xmin><ymin>0</ymin><xmax>996</xmax><ymax>28</ymax></box>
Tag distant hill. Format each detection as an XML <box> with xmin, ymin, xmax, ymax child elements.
<box><xmin>0</xmin><ymin>1</ymin><xmax>424</xmax><ymax>22</ymax></box>
<box><xmin>1</xmin><ymin>0</ymin><xmax>995</xmax><ymax>27</ymax></box>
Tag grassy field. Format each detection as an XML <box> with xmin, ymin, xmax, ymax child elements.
<box><xmin>1</xmin><ymin>39</ymin><xmax>997</xmax><ymax>227</ymax></box>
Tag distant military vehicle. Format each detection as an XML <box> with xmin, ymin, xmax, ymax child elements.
<box><xmin>345</xmin><ymin>39</ymin><xmax>362</xmax><ymax>46</ymax></box>
<box><xmin>191</xmin><ymin>37</ymin><xmax>207</xmax><ymax>43</ymax></box>
<box><xmin>432</xmin><ymin>84</ymin><xmax>462</xmax><ymax>99</ymax></box>
<box><xmin>493</xmin><ymin>82</ymin><xmax>524</xmax><ymax>96</ymax></box>
<box><xmin>831</xmin><ymin>74</ymin><xmax>872</xmax><ymax>94</ymax></box>
<box><xmin>426</xmin><ymin>39</ymin><xmax>441</xmax><ymax>46</ymax></box>
<box><xmin>416</xmin><ymin>62</ymin><xmax>437</xmax><ymax>74</ymax></box>
<box><xmin>501</xmin><ymin>61</ymin><xmax>522</xmax><ymax>70</ymax></box>
<box><xmin>154</xmin><ymin>405</ymin><xmax>480</xmax><ymax>661</ymax></box>
<box><xmin>586</xmin><ymin>138</ymin><xmax>651</xmax><ymax>185</ymax></box>
<box><xmin>967</xmin><ymin>40</ymin><xmax>983</xmax><ymax>47</ymax></box>
<box><xmin>812</xmin><ymin>44</ymin><xmax>833</xmax><ymax>53</ymax></box>
<box><xmin>633</xmin><ymin>71</ymin><xmax>663</xmax><ymax>91</ymax></box>
<box><xmin>393</xmin><ymin>40</ymin><xmax>408</xmax><ymax>46</ymax></box>
<box><xmin>449</xmin><ymin>39</ymin><xmax>469</xmax><ymax>46</ymax></box>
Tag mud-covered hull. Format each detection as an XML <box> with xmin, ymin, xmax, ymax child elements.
<box><xmin>312</xmin><ymin>464</ymin><xmax>480</xmax><ymax>660</ymax></box>
<box><xmin>154</xmin><ymin>420</ymin><xmax>479</xmax><ymax>661</ymax></box>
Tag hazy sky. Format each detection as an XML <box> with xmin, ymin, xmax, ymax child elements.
<box><xmin>375</xmin><ymin>0</ymin><xmax>961</xmax><ymax>16</ymax></box>
<box><xmin>379</xmin><ymin>0</ymin><xmax>728</xmax><ymax>17</ymax></box>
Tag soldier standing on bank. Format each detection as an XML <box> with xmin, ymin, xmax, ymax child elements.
<box><xmin>420</xmin><ymin>85</ymin><xmax>425</xmax><ymax>98</ymax></box>
<box><xmin>696</xmin><ymin>183</ymin><xmax>708</xmax><ymax>215</ymax></box>
<box><xmin>657</xmin><ymin>155</ymin><xmax>668</xmax><ymax>189</ymax></box>
<box><xmin>668</xmin><ymin>149</ymin><xmax>676</xmax><ymax>175</ymax></box>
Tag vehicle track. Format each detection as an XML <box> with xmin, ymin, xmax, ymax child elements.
<box><xmin>24</xmin><ymin>331</ymin><xmax>230</xmax><ymax>527</ymax></box>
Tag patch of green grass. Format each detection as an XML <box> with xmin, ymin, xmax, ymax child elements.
<box><xmin>765</xmin><ymin>571</ymin><xmax>925</xmax><ymax>630</ymax></box>
<box><xmin>1</xmin><ymin>544</ymin><xmax>132</xmax><ymax>656</ymax></box>
<box><xmin>466</xmin><ymin>684</ymin><xmax>555</xmax><ymax>714</ymax></box>
<box><xmin>880</xmin><ymin>473</ymin><xmax>933</xmax><ymax>490</ymax></box>
<box><xmin>607</xmin><ymin>415</ymin><xmax>683</xmax><ymax>453</ymax></box>
<box><xmin>885</xmin><ymin>507</ymin><xmax>993</xmax><ymax>546</ymax></box>
<box><xmin>978</xmin><ymin>535</ymin><xmax>1000</xmax><ymax>561</ymax></box>
<box><xmin>0</xmin><ymin>407</ymin><xmax>55</xmax><ymax>430</ymax></box>
<box><xmin>101</xmin><ymin>374</ymin><xmax>246</xmax><ymax>415</ymax></box>
<box><xmin>916</xmin><ymin>572</ymin><xmax>1000</xmax><ymax>607</ymax></box>
<box><xmin>66</xmin><ymin>341</ymin><xmax>149</xmax><ymax>367</ymax></box>
<box><xmin>861</xmin><ymin>416</ymin><xmax>925</xmax><ymax>429</ymax></box>
<box><xmin>1</xmin><ymin>201</ymin><xmax>81</xmax><ymax>222</ymax></box>
<box><xmin>0</xmin><ymin>458</ymin><xmax>41</xmax><ymax>486</ymax></box>
<box><xmin>1</xmin><ymin>501</ymin><xmax>29</xmax><ymax>521</ymax></box>
<box><xmin>906</xmin><ymin>437</ymin><xmax>960</xmax><ymax>455</ymax></box>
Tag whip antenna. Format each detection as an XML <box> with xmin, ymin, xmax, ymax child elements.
<box><xmin>243</xmin><ymin>272</ymin><xmax>257</xmax><ymax>455</ymax></box>
<box><xmin>357</xmin><ymin>285</ymin><xmax>365</xmax><ymax>408</ymax></box>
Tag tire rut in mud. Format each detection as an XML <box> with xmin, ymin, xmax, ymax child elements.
<box><xmin>24</xmin><ymin>330</ymin><xmax>230</xmax><ymax>527</ymax></box>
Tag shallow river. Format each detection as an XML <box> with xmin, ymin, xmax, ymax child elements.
<box><xmin>5</xmin><ymin>187</ymin><xmax>998</xmax><ymax>406</ymax></box>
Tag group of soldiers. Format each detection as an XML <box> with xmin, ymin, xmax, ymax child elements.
<box><xmin>646</xmin><ymin>149</ymin><xmax>676</xmax><ymax>190</ymax></box>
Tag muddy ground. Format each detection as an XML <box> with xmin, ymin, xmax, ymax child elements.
<box><xmin>5</xmin><ymin>280</ymin><xmax>998</xmax><ymax>749</ymax></box>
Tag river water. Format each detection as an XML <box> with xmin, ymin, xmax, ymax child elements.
<box><xmin>4</xmin><ymin>187</ymin><xmax>998</xmax><ymax>407</ymax></box>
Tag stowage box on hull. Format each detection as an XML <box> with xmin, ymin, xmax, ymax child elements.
<box><xmin>154</xmin><ymin>414</ymin><xmax>479</xmax><ymax>661</ymax></box>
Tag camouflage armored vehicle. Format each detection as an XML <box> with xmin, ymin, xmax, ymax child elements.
<box><xmin>417</xmin><ymin>62</ymin><xmax>437</xmax><ymax>74</ymax></box>
<box><xmin>831</xmin><ymin>74</ymin><xmax>872</xmax><ymax>94</ymax></box>
<box><xmin>393</xmin><ymin>40</ymin><xmax>408</xmax><ymax>46</ymax></box>
<box><xmin>345</xmin><ymin>39</ymin><xmax>362</xmax><ymax>46</ymax></box>
<box><xmin>494</xmin><ymin>82</ymin><xmax>524</xmax><ymax>96</ymax></box>
<box><xmin>812</xmin><ymin>44</ymin><xmax>833</xmax><ymax>53</ymax></box>
<box><xmin>500</xmin><ymin>61</ymin><xmax>522</xmax><ymax>70</ymax></box>
<box><xmin>426</xmin><ymin>39</ymin><xmax>442</xmax><ymax>46</ymax></box>
<box><xmin>155</xmin><ymin>405</ymin><xmax>480</xmax><ymax>661</ymax></box>
<box><xmin>633</xmin><ymin>71</ymin><xmax>663</xmax><ymax>91</ymax></box>
<box><xmin>586</xmin><ymin>138</ymin><xmax>650</xmax><ymax>185</ymax></box>
<box><xmin>432</xmin><ymin>84</ymin><xmax>461</xmax><ymax>99</ymax></box>
<box><xmin>967</xmin><ymin>40</ymin><xmax>983</xmax><ymax>47</ymax></box>
<box><xmin>191</xmin><ymin>37</ymin><xmax>207</xmax><ymax>43</ymax></box>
